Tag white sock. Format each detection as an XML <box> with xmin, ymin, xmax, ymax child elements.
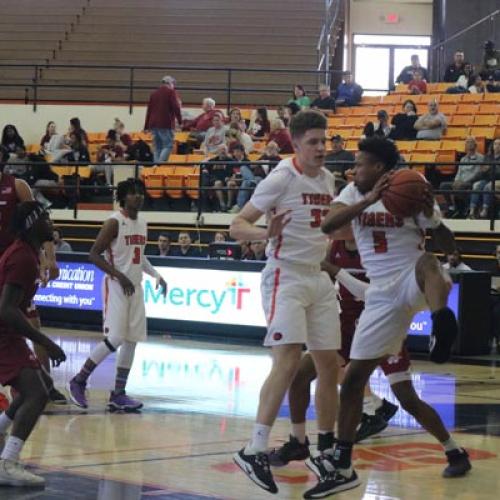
<box><xmin>441</xmin><ymin>436</ymin><xmax>459</xmax><ymax>453</ymax></box>
<box><xmin>0</xmin><ymin>436</ymin><xmax>24</xmax><ymax>461</ymax></box>
<box><xmin>247</xmin><ymin>423</ymin><xmax>271</xmax><ymax>453</ymax></box>
<box><xmin>291</xmin><ymin>422</ymin><xmax>306</xmax><ymax>443</ymax></box>
<box><xmin>0</xmin><ymin>413</ymin><xmax>13</xmax><ymax>435</ymax></box>
<box><xmin>363</xmin><ymin>396</ymin><xmax>376</xmax><ymax>416</ymax></box>
<box><xmin>371</xmin><ymin>394</ymin><xmax>383</xmax><ymax>411</ymax></box>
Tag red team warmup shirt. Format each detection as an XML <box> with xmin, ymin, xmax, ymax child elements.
<box><xmin>0</xmin><ymin>239</ymin><xmax>41</xmax><ymax>385</ymax></box>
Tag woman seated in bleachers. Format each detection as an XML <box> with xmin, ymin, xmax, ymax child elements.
<box><xmin>389</xmin><ymin>99</ymin><xmax>419</xmax><ymax>141</ymax></box>
<box><xmin>40</xmin><ymin>121</ymin><xmax>57</xmax><ymax>153</ymax></box>
<box><xmin>468</xmin><ymin>74</ymin><xmax>486</xmax><ymax>94</ymax></box>
<box><xmin>363</xmin><ymin>110</ymin><xmax>392</xmax><ymax>139</ymax></box>
<box><xmin>69</xmin><ymin>117</ymin><xmax>89</xmax><ymax>145</ymax></box>
<box><xmin>201</xmin><ymin>112</ymin><xmax>227</xmax><ymax>155</ymax></box>
<box><xmin>226</xmin><ymin>122</ymin><xmax>254</xmax><ymax>154</ymax></box>
<box><xmin>267</xmin><ymin>119</ymin><xmax>294</xmax><ymax>154</ymax></box>
<box><xmin>288</xmin><ymin>84</ymin><xmax>311</xmax><ymax>109</ymax></box>
<box><xmin>91</xmin><ymin>129</ymin><xmax>124</xmax><ymax>186</ymax></box>
<box><xmin>228</xmin><ymin>108</ymin><xmax>247</xmax><ymax>132</ymax></box>
<box><xmin>64</xmin><ymin>131</ymin><xmax>91</xmax><ymax>163</ymax></box>
<box><xmin>113</xmin><ymin>118</ymin><xmax>133</xmax><ymax>148</ymax></box>
<box><xmin>249</xmin><ymin>108</ymin><xmax>271</xmax><ymax>140</ymax></box>
<box><xmin>1</xmin><ymin>124</ymin><xmax>25</xmax><ymax>156</ymax></box>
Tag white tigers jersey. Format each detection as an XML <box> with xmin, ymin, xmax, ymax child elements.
<box><xmin>250</xmin><ymin>157</ymin><xmax>334</xmax><ymax>266</ymax></box>
<box><xmin>104</xmin><ymin>210</ymin><xmax>147</xmax><ymax>286</ymax></box>
<box><xmin>335</xmin><ymin>182</ymin><xmax>442</xmax><ymax>282</ymax></box>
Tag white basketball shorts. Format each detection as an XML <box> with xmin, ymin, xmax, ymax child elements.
<box><xmin>350</xmin><ymin>263</ymin><xmax>427</xmax><ymax>360</ymax></box>
<box><xmin>260</xmin><ymin>262</ymin><xmax>341</xmax><ymax>351</ymax></box>
<box><xmin>102</xmin><ymin>277</ymin><xmax>147</xmax><ymax>343</ymax></box>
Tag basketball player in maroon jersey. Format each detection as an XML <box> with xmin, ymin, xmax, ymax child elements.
<box><xmin>0</xmin><ymin>164</ymin><xmax>65</xmax><ymax>404</ymax></box>
<box><xmin>270</xmin><ymin>237</ymin><xmax>470</xmax><ymax>484</ymax></box>
<box><xmin>0</xmin><ymin>202</ymin><xmax>66</xmax><ymax>487</ymax></box>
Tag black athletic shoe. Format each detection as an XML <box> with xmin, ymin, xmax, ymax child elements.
<box><xmin>375</xmin><ymin>399</ymin><xmax>399</xmax><ymax>423</ymax></box>
<box><xmin>268</xmin><ymin>435</ymin><xmax>310</xmax><ymax>466</ymax></box>
<box><xmin>305</xmin><ymin>451</ymin><xmax>334</xmax><ymax>479</ymax></box>
<box><xmin>233</xmin><ymin>448</ymin><xmax>278</xmax><ymax>494</ymax></box>
<box><xmin>429</xmin><ymin>307</ymin><xmax>458</xmax><ymax>364</ymax></box>
<box><xmin>49</xmin><ymin>388</ymin><xmax>68</xmax><ymax>405</ymax></box>
<box><xmin>443</xmin><ymin>448</ymin><xmax>472</xmax><ymax>478</ymax></box>
<box><xmin>303</xmin><ymin>469</ymin><xmax>361</xmax><ymax>499</ymax></box>
<box><xmin>355</xmin><ymin>413</ymin><xmax>388</xmax><ymax>443</ymax></box>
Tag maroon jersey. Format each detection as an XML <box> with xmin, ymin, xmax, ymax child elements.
<box><xmin>329</xmin><ymin>240</ymin><xmax>367</xmax><ymax>313</ymax></box>
<box><xmin>0</xmin><ymin>239</ymin><xmax>39</xmax><ymax>337</ymax></box>
<box><xmin>0</xmin><ymin>173</ymin><xmax>18</xmax><ymax>255</ymax></box>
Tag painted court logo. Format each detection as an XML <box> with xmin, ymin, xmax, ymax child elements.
<box><xmin>144</xmin><ymin>275</ymin><xmax>251</xmax><ymax>315</ymax></box>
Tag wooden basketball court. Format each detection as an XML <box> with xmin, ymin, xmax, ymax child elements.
<box><xmin>3</xmin><ymin>329</ymin><xmax>499</xmax><ymax>499</ymax></box>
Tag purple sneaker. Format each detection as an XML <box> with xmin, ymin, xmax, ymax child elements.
<box><xmin>108</xmin><ymin>392</ymin><xmax>143</xmax><ymax>412</ymax></box>
<box><xmin>68</xmin><ymin>378</ymin><xmax>88</xmax><ymax>408</ymax></box>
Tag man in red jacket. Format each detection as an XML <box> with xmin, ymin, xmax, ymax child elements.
<box><xmin>144</xmin><ymin>76</ymin><xmax>182</xmax><ymax>164</ymax></box>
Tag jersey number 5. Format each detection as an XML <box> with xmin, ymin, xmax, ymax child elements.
<box><xmin>310</xmin><ymin>208</ymin><xmax>330</xmax><ymax>228</ymax></box>
<box><xmin>132</xmin><ymin>246</ymin><xmax>141</xmax><ymax>264</ymax></box>
<box><xmin>372</xmin><ymin>231</ymin><xmax>388</xmax><ymax>254</ymax></box>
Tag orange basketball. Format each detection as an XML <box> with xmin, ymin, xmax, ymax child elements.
<box><xmin>381</xmin><ymin>169</ymin><xmax>428</xmax><ymax>218</ymax></box>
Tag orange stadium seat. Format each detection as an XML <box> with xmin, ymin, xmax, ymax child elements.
<box><xmin>381</xmin><ymin>94</ymin><xmax>402</xmax><ymax>105</ymax></box>
<box><xmin>410</xmin><ymin>153</ymin><xmax>435</xmax><ymax>174</ymax></box>
<box><xmin>440</xmin><ymin>94</ymin><xmax>462</xmax><ymax>103</ymax></box>
<box><xmin>484</xmin><ymin>93</ymin><xmax>500</xmax><ymax>103</ymax></box>
<box><xmin>478</xmin><ymin>103</ymin><xmax>500</xmax><ymax>114</ymax></box>
<box><xmin>473</xmin><ymin>115</ymin><xmax>498</xmax><ymax>126</ymax></box>
<box><xmin>327</xmin><ymin>117</ymin><xmax>345</xmax><ymax>128</ymax></box>
<box><xmin>395</xmin><ymin>141</ymin><xmax>416</xmax><ymax>153</ymax></box>
<box><xmin>185</xmin><ymin>167</ymin><xmax>201</xmax><ymax>200</ymax></box>
<box><xmin>335</xmin><ymin>107</ymin><xmax>352</xmax><ymax>116</ymax></box>
<box><xmin>144</xmin><ymin>173</ymin><xmax>165</xmax><ymax>199</ymax></box>
<box><xmin>337</xmin><ymin>128</ymin><xmax>354</xmax><ymax>139</ymax></box>
<box><xmin>456</xmin><ymin>104</ymin><xmax>480</xmax><ymax>115</ymax></box>
<box><xmin>461</xmin><ymin>93</ymin><xmax>485</xmax><ymax>103</ymax></box>
<box><xmin>470</xmin><ymin>126</ymin><xmax>496</xmax><ymax>140</ymax></box>
<box><xmin>415</xmin><ymin>140</ymin><xmax>441</xmax><ymax>152</ymax></box>
<box><xmin>441</xmin><ymin>139</ymin><xmax>466</xmax><ymax>153</ymax></box>
<box><xmin>393</xmin><ymin>84</ymin><xmax>408</xmax><ymax>94</ymax></box>
<box><xmin>429</xmin><ymin>83</ymin><xmax>450</xmax><ymax>93</ymax></box>
<box><xmin>361</xmin><ymin>96</ymin><xmax>381</xmax><ymax>105</ymax></box>
<box><xmin>445</xmin><ymin>127</ymin><xmax>469</xmax><ymax>139</ymax></box>
<box><xmin>450</xmin><ymin>115</ymin><xmax>474</xmax><ymax>126</ymax></box>
<box><xmin>344</xmin><ymin>116</ymin><xmax>366</xmax><ymax>127</ymax></box>
<box><xmin>351</xmin><ymin>106</ymin><xmax>372</xmax><ymax>116</ymax></box>
<box><xmin>439</xmin><ymin>104</ymin><xmax>458</xmax><ymax>115</ymax></box>
<box><xmin>435</xmin><ymin>151</ymin><xmax>457</xmax><ymax>176</ymax></box>
<box><xmin>345</xmin><ymin>139</ymin><xmax>358</xmax><ymax>151</ymax></box>
<box><xmin>414</xmin><ymin>94</ymin><xmax>438</xmax><ymax>105</ymax></box>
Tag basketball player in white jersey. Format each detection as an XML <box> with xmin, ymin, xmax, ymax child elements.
<box><xmin>230</xmin><ymin>110</ymin><xmax>341</xmax><ymax>495</ymax></box>
<box><xmin>68</xmin><ymin>178</ymin><xmax>166</xmax><ymax>411</ymax></box>
<box><xmin>304</xmin><ymin>137</ymin><xmax>468</xmax><ymax>498</ymax></box>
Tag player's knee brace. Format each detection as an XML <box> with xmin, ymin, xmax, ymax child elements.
<box><xmin>104</xmin><ymin>334</ymin><xmax>123</xmax><ymax>353</ymax></box>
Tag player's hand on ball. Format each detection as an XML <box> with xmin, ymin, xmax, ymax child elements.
<box><xmin>43</xmin><ymin>339</ymin><xmax>66</xmax><ymax>367</ymax></box>
<box><xmin>266</xmin><ymin>209</ymin><xmax>292</xmax><ymax>239</ymax></box>
<box><xmin>117</xmin><ymin>273</ymin><xmax>135</xmax><ymax>296</ymax></box>
<box><xmin>157</xmin><ymin>276</ymin><xmax>168</xmax><ymax>297</ymax></box>
<box><xmin>422</xmin><ymin>186</ymin><xmax>434</xmax><ymax>218</ymax></box>
<box><xmin>365</xmin><ymin>173</ymin><xmax>391</xmax><ymax>205</ymax></box>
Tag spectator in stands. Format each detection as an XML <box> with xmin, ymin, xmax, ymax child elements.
<box><xmin>389</xmin><ymin>99</ymin><xmax>418</xmax><ymax>140</ymax></box>
<box><xmin>246</xmin><ymin>240</ymin><xmax>267</xmax><ymax>261</ymax></box>
<box><xmin>30</xmin><ymin>154</ymin><xmax>60</xmax><ymax>208</ymax></box>
<box><xmin>213</xmin><ymin>231</ymin><xmax>228</xmax><ymax>243</ymax></box>
<box><xmin>288</xmin><ymin>84</ymin><xmax>311</xmax><ymax>109</ymax></box>
<box><xmin>201</xmin><ymin>144</ymin><xmax>235</xmax><ymax>212</ymax></box>
<box><xmin>442</xmin><ymin>251</ymin><xmax>472</xmax><ymax>273</ymax></box>
<box><xmin>443</xmin><ymin>51</ymin><xmax>469</xmax><ymax>82</ymax></box>
<box><xmin>414</xmin><ymin>100</ymin><xmax>447</xmax><ymax>140</ymax></box>
<box><xmin>1</xmin><ymin>124</ymin><xmax>25</xmax><ymax>156</ymax></box>
<box><xmin>267</xmin><ymin>119</ymin><xmax>294</xmax><ymax>154</ymax></box>
<box><xmin>324</xmin><ymin>135</ymin><xmax>355</xmax><ymax>181</ymax></box>
<box><xmin>440</xmin><ymin>137</ymin><xmax>485</xmax><ymax>218</ymax></box>
<box><xmin>450</xmin><ymin>63</ymin><xmax>475</xmax><ymax>92</ymax></box>
<box><xmin>229</xmin><ymin>143</ymin><xmax>262</xmax><ymax>213</ymax></box>
<box><xmin>257</xmin><ymin>141</ymin><xmax>282</xmax><ymax>175</ymax></box>
<box><xmin>311</xmin><ymin>84</ymin><xmax>337</xmax><ymax>115</ymax></box>
<box><xmin>487</xmin><ymin>74</ymin><xmax>500</xmax><ymax>93</ymax></box>
<box><xmin>156</xmin><ymin>233</ymin><xmax>172</xmax><ymax>256</ymax></box>
<box><xmin>408</xmin><ymin>69</ymin><xmax>427</xmax><ymax>95</ymax></box>
<box><xmin>64</xmin><ymin>131</ymin><xmax>91</xmax><ymax>163</ymax></box>
<box><xmin>144</xmin><ymin>76</ymin><xmax>182</xmax><ymax>163</ymax></box>
<box><xmin>228</xmin><ymin>108</ymin><xmax>247</xmax><ymax>132</ymax></box>
<box><xmin>363</xmin><ymin>110</ymin><xmax>392</xmax><ymax>139</ymax></box>
<box><xmin>277</xmin><ymin>105</ymin><xmax>290</xmax><ymax>127</ymax></box>
<box><xmin>91</xmin><ymin>129</ymin><xmax>124</xmax><ymax>185</ymax></box>
<box><xmin>69</xmin><ymin>118</ymin><xmax>89</xmax><ymax>145</ymax></box>
<box><xmin>239</xmin><ymin>241</ymin><xmax>253</xmax><ymax>260</ymax></box>
<box><xmin>113</xmin><ymin>118</ymin><xmax>133</xmax><ymax>148</ymax></box>
<box><xmin>127</xmin><ymin>139</ymin><xmax>153</xmax><ymax>165</ymax></box>
<box><xmin>53</xmin><ymin>227</ymin><xmax>72</xmax><ymax>252</ymax></box>
<box><xmin>396</xmin><ymin>54</ymin><xmax>429</xmax><ymax>84</ymax></box>
<box><xmin>468</xmin><ymin>74</ymin><xmax>486</xmax><ymax>94</ymax></box>
<box><xmin>40</xmin><ymin>121</ymin><xmax>57</xmax><ymax>152</ymax></box>
<box><xmin>468</xmin><ymin>138</ymin><xmax>500</xmax><ymax>219</ymax></box>
<box><xmin>183</xmin><ymin>97</ymin><xmax>219</xmax><ymax>143</ymax></box>
<box><xmin>226</xmin><ymin>123</ymin><xmax>254</xmax><ymax>154</ymax></box>
<box><xmin>249</xmin><ymin>108</ymin><xmax>271</xmax><ymax>139</ymax></box>
<box><xmin>3</xmin><ymin>146</ymin><xmax>29</xmax><ymax>178</ymax></box>
<box><xmin>201</xmin><ymin>112</ymin><xmax>227</xmax><ymax>155</ymax></box>
<box><xmin>335</xmin><ymin>71</ymin><xmax>363</xmax><ymax>106</ymax></box>
<box><xmin>172</xmin><ymin>232</ymin><xmax>201</xmax><ymax>257</ymax></box>
<box><xmin>481</xmin><ymin>40</ymin><xmax>500</xmax><ymax>80</ymax></box>
<box><xmin>286</xmin><ymin>102</ymin><xmax>301</xmax><ymax>117</ymax></box>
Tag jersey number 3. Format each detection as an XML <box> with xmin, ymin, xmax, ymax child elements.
<box><xmin>310</xmin><ymin>208</ymin><xmax>330</xmax><ymax>228</ymax></box>
<box><xmin>372</xmin><ymin>231</ymin><xmax>388</xmax><ymax>253</ymax></box>
<box><xmin>132</xmin><ymin>246</ymin><xmax>141</xmax><ymax>264</ymax></box>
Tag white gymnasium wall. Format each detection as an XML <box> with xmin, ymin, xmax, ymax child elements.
<box><xmin>350</xmin><ymin>0</ymin><xmax>433</xmax><ymax>36</ymax></box>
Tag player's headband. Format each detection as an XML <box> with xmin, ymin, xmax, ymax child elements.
<box><xmin>24</xmin><ymin>204</ymin><xmax>47</xmax><ymax>231</ymax></box>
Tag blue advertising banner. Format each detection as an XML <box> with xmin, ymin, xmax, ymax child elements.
<box><xmin>34</xmin><ymin>262</ymin><xmax>104</xmax><ymax>311</ymax></box>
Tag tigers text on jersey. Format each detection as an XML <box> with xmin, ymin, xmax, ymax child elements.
<box><xmin>104</xmin><ymin>211</ymin><xmax>147</xmax><ymax>285</ymax></box>
<box><xmin>335</xmin><ymin>182</ymin><xmax>441</xmax><ymax>282</ymax></box>
<box><xmin>250</xmin><ymin>157</ymin><xmax>334</xmax><ymax>266</ymax></box>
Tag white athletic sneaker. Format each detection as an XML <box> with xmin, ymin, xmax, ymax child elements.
<box><xmin>0</xmin><ymin>459</ymin><xmax>45</xmax><ymax>487</ymax></box>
